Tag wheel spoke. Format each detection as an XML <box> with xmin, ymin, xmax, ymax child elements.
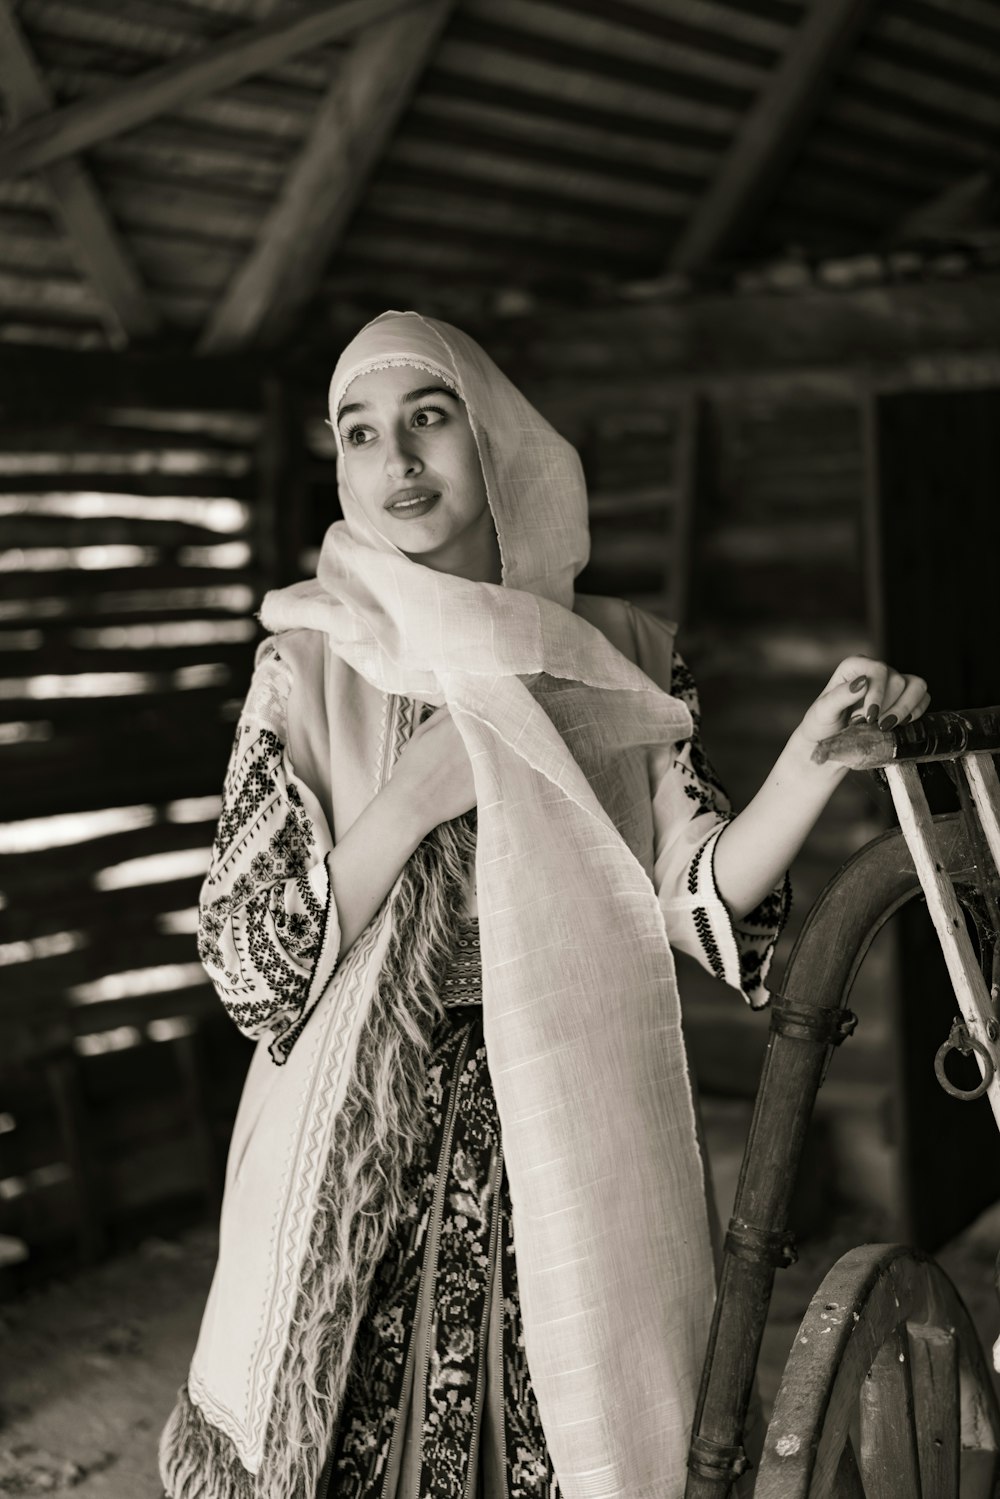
<box><xmin>859</xmin><ymin>1325</ymin><xmax>922</xmax><ymax>1499</ymax></box>
<box><xmin>908</xmin><ymin>1324</ymin><xmax>959</xmax><ymax>1499</ymax></box>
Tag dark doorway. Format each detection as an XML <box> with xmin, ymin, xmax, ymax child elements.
<box><xmin>874</xmin><ymin>386</ymin><xmax>1000</xmax><ymax>1250</ymax></box>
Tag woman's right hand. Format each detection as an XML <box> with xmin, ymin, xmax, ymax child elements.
<box><xmin>389</xmin><ymin>704</ymin><xmax>477</xmax><ymax>834</ymax></box>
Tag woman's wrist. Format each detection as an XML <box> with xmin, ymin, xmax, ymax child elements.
<box><xmin>785</xmin><ymin>723</ymin><xmax>852</xmax><ymax>785</ymax></box>
<box><xmin>712</xmin><ymin>725</ymin><xmax>848</xmax><ymax>920</ymax></box>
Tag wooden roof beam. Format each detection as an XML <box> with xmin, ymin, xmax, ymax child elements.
<box><xmin>0</xmin><ymin>0</ymin><xmax>424</xmax><ymax>182</ymax></box>
<box><xmin>0</xmin><ymin>0</ymin><xmax>158</xmax><ymax>345</ymax></box>
<box><xmin>199</xmin><ymin>0</ymin><xmax>455</xmax><ymax>354</ymax></box>
<box><xmin>670</xmin><ymin>0</ymin><xmax>878</xmax><ymax>273</ymax></box>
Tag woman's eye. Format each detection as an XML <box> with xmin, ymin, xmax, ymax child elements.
<box><xmin>342</xmin><ymin>424</ymin><xmax>372</xmax><ymax>447</ymax></box>
<box><xmin>412</xmin><ymin>406</ymin><xmax>445</xmax><ymax>428</ymax></box>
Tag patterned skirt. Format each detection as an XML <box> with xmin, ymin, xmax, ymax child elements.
<box><xmin>316</xmin><ymin>917</ymin><xmax>561</xmax><ymax>1499</ymax></box>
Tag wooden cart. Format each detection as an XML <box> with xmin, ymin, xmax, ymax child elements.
<box><xmin>686</xmin><ymin>708</ymin><xmax>1000</xmax><ymax>1499</ymax></box>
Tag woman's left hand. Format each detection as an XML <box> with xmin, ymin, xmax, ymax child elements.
<box><xmin>796</xmin><ymin>656</ymin><xmax>931</xmax><ymax>747</ymax></box>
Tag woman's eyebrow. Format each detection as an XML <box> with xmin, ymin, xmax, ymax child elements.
<box><xmin>336</xmin><ymin>385</ymin><xmax>458</xmax><ymax>423</ymax></box>
<box><xmin>401</xmin><ymin>384</ymin><xmax>458</xmax><ymax>404</ymax></box>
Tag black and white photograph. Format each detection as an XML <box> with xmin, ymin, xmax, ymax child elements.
<box><xmin>1</xmin><ymin>1</ymin><xmax>999</xmax><ymax>1496</ymax></box>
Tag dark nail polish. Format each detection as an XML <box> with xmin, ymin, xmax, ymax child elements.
<box><xmin>865</xmin><ymin>703</ymin><xmax>880</xmax><ymax>723</ymax></box>
<box><xmin>849</xmin><ymin>675</ymin><xmax>868</xmax><ymax>692</ymax></box>
<box><xmin>900</xmin><ymin>713</ymin><xmax>912</xmax><ymax>726</ymax></box>
<box><xmin>879</xmin><ymin>714</ymin><xmax>898</xmax><ymax>731</ymax></box>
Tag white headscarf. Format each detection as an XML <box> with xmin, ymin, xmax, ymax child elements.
<box><xmin>261</xmin><ymin>311</ymin><xmax>715</xmax><ymax>1499</ymax></box>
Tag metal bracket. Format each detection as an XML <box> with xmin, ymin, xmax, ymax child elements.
<box><xmin>724</xmin><ymin>1219</ymin><xmax>799</xmax><ymax>1269</ymax></box>
<box><xmin>687</xmin><ymin>1433</ymin><xmax>751</xmax><ymax>1483</ymax></box>
<box><xmin>770</xmin><ymin>996</ymin><xmax>858</xmax><ymax>1047</ymax></box>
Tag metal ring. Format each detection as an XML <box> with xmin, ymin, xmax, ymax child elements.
<box><xmin>934</xmin><ymin>1032</ymin><xmax>994</xmax><ymax>1101</ymax></box>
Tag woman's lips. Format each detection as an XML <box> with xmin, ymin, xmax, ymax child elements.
<box><xmin>385</xmin><ymin>492</ymin><xmax>439</xmax><ymax>519</ymax></box>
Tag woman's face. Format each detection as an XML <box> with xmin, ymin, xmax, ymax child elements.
<box><xmin>335</xmin><ymin>364</ymin><xmax>502</xmax><ymax>584</ymax></box>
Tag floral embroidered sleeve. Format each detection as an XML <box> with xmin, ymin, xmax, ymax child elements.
<box><xmin>196</xmin><ymin>639</ymin><xmax>341</xmax><ymax>1063</ymax></box>
<box><xmin>651</xmin><ymin>648</ymin><xmax>792</xmax><ymax>1009</ymax></box>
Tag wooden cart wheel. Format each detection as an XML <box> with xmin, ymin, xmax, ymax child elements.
<box><xmin>754</xmin><ymin>1244</ymin><xmax>1000</xmax><ymax>1499</ymax></box>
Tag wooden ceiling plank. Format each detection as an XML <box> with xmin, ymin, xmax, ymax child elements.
<box><xmin>457</xmin><ymin>0</ymin><xmax>769</xmax><ymax>94</ymax></box>
<box><xmin>434</xmin><ymin>39</ymin><xmax>738</xmax><ymax>140</ymax></box>
<box><xmin>385</xmin><ymin>135</ymin><xmax>695</xmax><ymax>219</ymax></box>
<box><xmin>411</xmin><ymin>92</ymin><xmax>715</xmax><ymax>181</ymax></box>
<box><xmin>0</xmin><ymin>0</ymin><xmax>423</xmax><ymax>182</ymax></box>
<box><xmin>0</xmin><ymin>0</ymin><xmax>158</xmax><ymax>345</ymax></box>
<box><xmin>199</xmin><ymin>0</ymin><xmax>455</xmax><ymax>354</ymax></box>
<box><xmin>670</xmin><ymin>0</ymin><xmax>880</xmax><ymax>272</ymax></box>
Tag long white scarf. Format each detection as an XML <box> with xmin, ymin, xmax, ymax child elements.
<box><xmin>260</xmin><ymin>312</ymin><xmax>715</xmax><ymax>1499</ymax></box>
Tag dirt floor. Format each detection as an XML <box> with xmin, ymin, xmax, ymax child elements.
<box><xmin>1</xmin><ymin>1196</ymin><xmax>998</xmax><ymax>1495</ymax></box>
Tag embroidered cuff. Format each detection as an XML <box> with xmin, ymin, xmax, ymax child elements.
<box><xmin>198</xmin><ymin>724</ymin><xmax>341</xmax><ymax>1062</ymax></box>
<box><xmin>661</xmin><ymin>820</ymin><xmax>792</xmax><ymax>1009</ymax></box>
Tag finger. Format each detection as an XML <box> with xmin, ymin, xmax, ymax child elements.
<box><xmin>867</xmin><ymin>670</ymin><xmax>907</xmax><ymax>723</ymax></box>
<box><xmin>845</xmin><ymin>661</ymin><xmax>890</xmax><ymax>725</ymax></box>
<box><xmin>876</xmin><ymin>676</ymin><xmax>928</xmax><ymax>729</ymax></box>
<box><xmin>822</xmin><ymin>655</ymin><xmax>873</xmax><ymax>694</ymax></box>
<box><xmin>881</xmin><ymin>686</ymin><xmax>929</xmax><ymax>725</ymax></box>
<box><xmin>818</xmin><ymin>675</ymin><xmax>870</xmax><ymax>716</ymax></box>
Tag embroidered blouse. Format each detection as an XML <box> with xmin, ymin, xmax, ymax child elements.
<box><xmin>197</xmin><ymin>641</ymin><xmax>791</xmax><ymax>1063</ymax></box>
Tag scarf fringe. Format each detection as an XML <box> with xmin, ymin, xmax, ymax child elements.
<box><xmin>159</xmin><ymin>1384</ymin><xmax>254</xmax><ymax>1499</ymax></box>
<box><xmin>161</xmin><ymin>807</ymin><xmax>478</xmax><ymax>1499</ymax></box>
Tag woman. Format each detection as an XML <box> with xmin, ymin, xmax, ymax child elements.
<box><xmin>159</xmin><ymin>311</ymin><xmax>929</xmax><ymax>1499</ymax></box>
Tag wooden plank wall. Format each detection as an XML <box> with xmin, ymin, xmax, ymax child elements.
<box><xmin>678</xmin><ymin>382</ymin><xmax>896</xmax><ymax>1189</ymax></box>
<box><xmin>0</xmin><ymin>352</ymin><xmax>302</xmax><ymax>1289</ymax></box>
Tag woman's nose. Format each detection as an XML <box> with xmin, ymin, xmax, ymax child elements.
<box><xmin>385</xmin><ymin>427</ymin><xmax>422</xmax><ymax>478</ymax></box>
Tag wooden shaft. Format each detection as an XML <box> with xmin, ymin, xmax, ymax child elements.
<box><xmin>884</xmin><ymin>762</ymin><xmax>1000</xmax><ymax>1130</ymax></box>
<box><xmin>686</xmin><ymin>1022</ymin><xmax>834</xmax><ymax>1498</ymax></box>
<box><xmin>814</xmin><ymin>706</ymin><xmax>1000</xmax><ymax>771</ymax></box>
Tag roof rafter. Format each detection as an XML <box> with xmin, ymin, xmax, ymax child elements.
<box><xmin>0</xmin><ymin>0</ymin><xmax>159</xmax><ymax>345</ymax></box>
<box><xmin>199</xmin><ymin>0</ymin><xmax>455</xmax><ymax>354</ymax></box>
<box><xmin>0</xmin><ymin>0</ymin><xmax>424</xmax><ymax>183</ymax></box>
<box><xmin>669</xmin><ymin>0</ymin><xmax>878</xmax><ymax>272</ymax></box>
